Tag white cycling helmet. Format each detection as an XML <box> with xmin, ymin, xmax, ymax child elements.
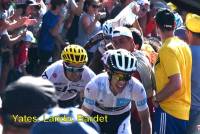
<box><xmin>107</xmin><ymin>49</ymin><xmax>137</xmax><ymax>73</ymax></box>
<box><xmin>102</xmin><ymin>20</ymin><xmax>113</xmax><ymax>35</ymax></box>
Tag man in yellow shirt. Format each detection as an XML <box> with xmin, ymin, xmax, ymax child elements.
<box><xmin>153</xmin><ymin>9</ymin><xmax>192</xmax><ymax>134</ymax></box>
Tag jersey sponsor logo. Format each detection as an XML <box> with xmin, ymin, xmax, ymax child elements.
<box><xmin>136</xmin><ymin>98</ymin><xmax>147</xmax><ymax>107</ymax></box>
<box><xmin>85</xmin><ymin>97</ymin><xmax>95</xmax><ymax>105</ymax></box>
<box><xmin>52</xmin><ymin>73</ymin><xmax>57</xmax><ymax>78</ymax></box>
<box><xmin>86</xmin><ymin>88</ymin><xmax>91</xmax><ymax>93</ymax></box>
<box><xmin>116</xmin><ymin>98</ymin><xmax>131</xmax><ymax>107</ymax></box>
<box><xmin>97</xmin><ymin>82</ymin><xmax>106</xmax><ymax>90</ymax></box>
<box><xmin>42</xmin><ymin>72</ymin><xmax>48</xmax><ymax>79</ymax></box>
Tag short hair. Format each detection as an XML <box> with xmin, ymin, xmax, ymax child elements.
<box><xmin>131</xmin><ymin>29</ymin><xmax>143</xmax><ymax>50</ymax></box>
<box><xmin>50</xmin><ymin>0</ymin><xmax>66</xmax><ymax>10</ymax></box>
<box><xmin>188</xmin><ymin>29</ymin><xmax>200</xmax><ymax>38</ymax></box>
<box><xmin>83</xmin><ymin>0</ymin><xmax>100</xmax><ymax>12</ymax></box>
<box><xmin>155</xmin><ymin>9</ymin><xmax>175</xmax><ymax>32</ymax></box>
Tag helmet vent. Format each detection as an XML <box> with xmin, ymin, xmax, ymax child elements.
<box><xmin>124</xmin><ymin>56</ymin><xmax>129</xmax><ymax>69</ymax></box>
<box><xmin>70</xmin><ymin>54</ymin><xmax>74</xmax><ymax>61</ymax></box>
<box><xmin>75</xmin><ymin>55</ymin><xmax>79</xmax><ymax>62</ymax></box>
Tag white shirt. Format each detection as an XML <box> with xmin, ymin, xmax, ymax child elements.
<box><xmin>83</xmin><ymin>72</ymin><xmax>148</xmax><ymax>115</ymax></box>
<box><xmin>42</xmin><ymin>60</ymin><xmax>96</xmax><ymax>101</ymax></box>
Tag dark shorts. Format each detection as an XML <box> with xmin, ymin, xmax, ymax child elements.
<box><xmin>153</xmin><ymin>106</ymin><xmax>188</xmax><ymax>134</ymax></box>
<box><xmin>187</xmin><ymin>109</ymin><xmax>200</xmax><ymax>134</ymax></box>
<box><xmin>38</xmin><ymin>50</ymin><xmax>53</xmax><ymax>65</ymax></box>
<box><xmin>58</xmin><ymin>94</ymin><xmax>81</xmax><ymax>108</ymax></box>
<box><xmin>91</xmin><ymin>111</ymin><xmax>130</xmax><ymax>134</ymax></box>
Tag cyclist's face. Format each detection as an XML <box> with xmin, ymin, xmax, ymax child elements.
<box><xmin>110</xmin><ymin>71</ymin><xmax>130</xmax><ymax>94</ymax></box>
<box><xmin>64</xmin><ymin>62</ymin><xmax>84</xmax><ymax>82</ymax></box>
<box><xmin>112</xmin><ymin>36</ymin><xmax>135</xmax><ymax>52</ymax></box>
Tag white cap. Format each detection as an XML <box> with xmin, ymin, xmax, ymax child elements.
<box><xmin>112</xmin><ymin>26</ymin><xmax>133</xmax><ymax>39</ymax></box>
<box><xmin>23</xmin><ymin>30</ymin><xmax>36</xmax><ymax>43</ymax></box>
<box><xmin>137</xmin><ymin>0</ymin><xmax>150</xmax><ymax>5</ymax></box>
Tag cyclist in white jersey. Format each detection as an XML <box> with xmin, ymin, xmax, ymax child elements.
<box><xmin>82</xmin><ymin>49</ymin><xmax>152</xmax><ymax>134</ymax></box>
<box><xmin>42</xmin><ymin>45</ymin><xmax>96</xmax><ymax>108</ymax></box>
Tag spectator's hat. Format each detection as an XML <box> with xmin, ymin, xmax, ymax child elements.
<box><xmin>137</xmin><ymin>0</ymin><xmax>150</xmax><ymax>11</ymax></box>
<box><xmin>167</xmin><ymin>2</ymin><xmax>177</xmax><ymax>11</ymax></box>
<box><xmin>26</xmin><ymin>0</ymin><xmax>41</xmax><ymax>9</ymax></box>
<box><xmin>1</xmin><ymin>76</ymin><xmax>57</xmax><ymax>128</ymax></box>
<box><xmin>23</xmin><ymin>30</ymin><xmax>37</xmax><ymax>43</ymax></box>
<box><xmin>137</xmin><ymin>0</ymin><xmax>150</xmax><ymax>6</ymax></box>
<box><xmin>112</xmin><ymin>26</ymin><xmax>133</xmax><ymax>39</ymax></box>
<box><xmin>91</xmin><ymin>0</ymin><xmax>101</xmax><ymax>6</ymax></box>
<box><xmin>151</xmin><ymin>1</ymin><xmax>168</xmax><ymax>10</ymax></box>
<box><xmin>155</xmin><ymin>9</ymin><xmax>175</xmax><ymax>30</ymax></box>
<box><xmin>186</xmin><ymin>13</ymin><xmax>200</xmax><ymax>33</ymax></box>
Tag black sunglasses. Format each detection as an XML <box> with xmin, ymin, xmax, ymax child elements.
<box><xmin>112</xmin><ymin>72</ymin><xmax>132</xmax><ymax>81</ymax></box>
<box><xmin>92</xmin><ymin>5</ymin><xmax>99</xmax><ymax>8</ymax></box>
<box><xmin>64</xmin><ymin>63</ymin><xmax>84</xmax><ymax>73</ymax></box>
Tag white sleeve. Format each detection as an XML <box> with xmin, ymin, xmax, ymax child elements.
<box><xmin>131</xmin><ymin>79</ymin><xmax>148</xmax><ymax>111</ymax></box>
<box><xmin>82</xmin><ymin>78</ymin><xmax>98</xmax><ymax>110</ymax></box>
<box><xmin>87</xmin><ymin>67</ymin><xmax>96</xmax><ymax>80</ymax></box>
<box><xmin>41</xmin><ymin>65</ymin><xmax>55</xmax><ymax>80</ymax></box>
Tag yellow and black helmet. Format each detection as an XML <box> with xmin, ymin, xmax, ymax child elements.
<box><xmin>61</xmin><ymin>45</ymin><xmax>88</xmax><ymax>64</ymax></box>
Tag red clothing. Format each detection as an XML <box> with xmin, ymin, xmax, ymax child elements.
<box><xmin>145</xmin><ymin>18</ymin><xmax>156</xmax><ymax>36</ymax></box>
<box><xmin>14</xmin><ymin>43</ymin><xmax>28</xmax><ymax>68</ymax></box>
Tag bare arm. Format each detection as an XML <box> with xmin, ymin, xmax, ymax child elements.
<box><xmin>81</xmin><ymin>105</ymin><xmax>93</xmax><ymax>115</ymax></box>
<box><xmin>0</xmin><ymin>33</ymin><xmax>25</xmax><ymax>48</ymax></box>
<box><xmin>7</xmin><ymin>17</ymin><xmax>37</xmax><ymax>31</ymax></box>
<box><xmin>155</xmin><ymin>74</ymin><xmax>182</xmax><ymax>102</ymax></box>
<box><xmin>49</xmin><ymin>16</ymin><xmax>65</xmax><ymax>37</ymax></box>
<box><xmin>70</xmin><ymin>0</ymin><xmax>85</xmax><ymax>16</ymax></box>
<box><xmin>82</xmin><ymin>15</ymin><xmax>99</xmax><ymax>34</ymax></box>
<box><xmin>49</xmin><ymin>16</ymin><xmax>66</xmax><ymax>46</ymax></box>
<box><xmin>55</xmin><ymin>34</ymin><xmax>66</xmax><ymax>46</ymax></box>
<box><xmin>138</xmin><ymin>108</ymin><xmax>152</xmax><ymax>134</ymax></box>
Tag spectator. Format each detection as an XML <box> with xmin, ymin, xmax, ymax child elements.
<box><xmin>37</xmin><ymin>0</ymin><xmax>67</xmax><ymax>75</ymax></box>
<box><xmin>41</xmin><ymin>45</ymin><xmax>96</xmax><ymax>108</ymax></box>
<box><xmin>75</xmin><ymin>0</ymin><xmax>102</xmax><ymax>62</ymax></box>
<box><xmin>82</xmin><ymin>49</ymin><xmax>152</xmax><ymax>134</ymax></box>
<box><xmin>153</xmin><ymin>9</ymin><xmax>192</xmax><ymax>134</ymax></box>
<box><xmin>185</xmin><ymin>13</ymin><xmax>200</xmax><ymax>134</ymax></box>
<box><xmin>6</xmin><ymin>31</ymin><xmax>37</xmax><ymax>84</ymax></box>
<box><xmin>144</xmin><ymin>1</ymin><xmax>168</xmax><ymax>37</ymax></box>
<box><xmin>0</xmin><ymin>0</ymin><xmax>37</xmax><ymax>90</ymax></box>
<box><xmin>0</xmin><ymin>76</ymin><xmax>57</xmax><ymax>134</ymax></box>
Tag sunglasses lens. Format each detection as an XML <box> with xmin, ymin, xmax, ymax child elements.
<box><xmin>64</xmin><ymin>64</ymin><xmax>84</xmax><ymax>72</ymax></box>
<box><xmin>113</xmin><ymin>73</ymin><xmax>131</xmax><ymax>81</ymax></box>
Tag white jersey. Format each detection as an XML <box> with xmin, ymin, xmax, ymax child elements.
<box><xmin>42</xmin><ymin>60</ymin><xmax>96</xmax><ymax>101</ymax></box>
<box><xmin>83</xmin><ymin>72</ymin><xmax>148</xmax><ymax>115</ymax></box>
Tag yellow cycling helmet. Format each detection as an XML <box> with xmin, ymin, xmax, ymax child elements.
<box><xmin>61</xmin><ymin>44</ymin><xmax>88</xmax><ymax>64</ymax></box>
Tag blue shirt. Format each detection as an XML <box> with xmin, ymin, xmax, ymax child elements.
<box><xmin>190</xmin><ymin>45</ymin><xmax>200</xmax><ymax>110</ymax></box>
<box><xmin>38</xmin><ymin>11</ymin><xmax>59</xmax><ymax>52</ymax></box>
